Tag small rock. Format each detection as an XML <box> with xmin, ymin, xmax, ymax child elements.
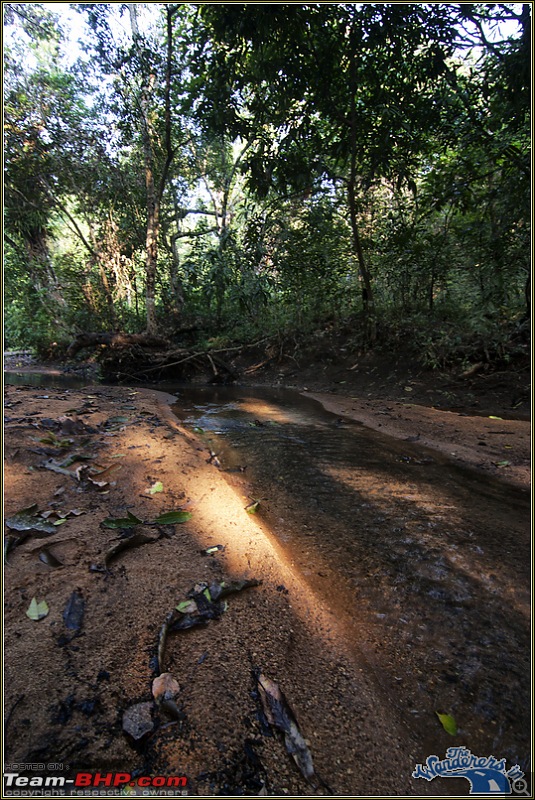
<box><xmin>122</xmin><ymin>702</ymin><xmax>154</xmax><ymax>741</ymax></box>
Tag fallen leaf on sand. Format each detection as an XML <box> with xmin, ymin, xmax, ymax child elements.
<box><xmin>26</xmin><ymin>597</ymin><xmax>49</xmax><ymax>621</ymax></box>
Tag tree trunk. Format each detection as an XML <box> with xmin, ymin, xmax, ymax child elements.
<box><xmin>346</xmin><ymin>26</ymin><xmax>375</xmax><ymax>333</ymax></box>
<box><xmin>347</xmin><ymin>182</ymin><xmax>374</xmax><ymax>314</ymax></box>
<box><xmin>144</xmin><ymin>167</ymin><xmax>159</xmax><ymax>335</ymax></box>
<box><xmin>128</xmin><ymin>3</ymin><xmax>177</xmax><ymax>335</ymax></box>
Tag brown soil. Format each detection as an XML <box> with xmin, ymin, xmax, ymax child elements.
<box><xmin>2</xmin><ymin>349</ymin><xmax>531</xmax><ymax>796</ymax></box>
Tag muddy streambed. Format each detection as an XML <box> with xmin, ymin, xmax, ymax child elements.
<box><xmin>170</xmin><ymin>386</ymin><xmax>531</xmax><ymax>765</ymax></box>
<box><xmin>3</xmin><ymin>375</ymin><xmax>531</xmax><ymax>795</ymax></box>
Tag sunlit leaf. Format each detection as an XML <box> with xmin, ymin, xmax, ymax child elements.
<box><xmin>436</xmin><ymin>711</ymin><xmax>457</xmax><ymax>735</ymax></box>
<box><xmin>26</xmin><ymin>597</ymin><xmax>49</xmax><ymax>621</ymax></box>
<box><xmin>202</xmin><ymin>544</ymin><xmax>225</xmax><ymax>555</ymax></box>
<box><xmin>245</xmin><ymin>500</ymin><xmax>260</xmax><ymax>514</ymax></box>
<box><xmin>488</xmin><ymin>415</ymin><xmax>503</xmax><ymax>420</ymax></box>
<box><xmin>148</xmin><ymin>480</ymin><xmax>164</xmax><ymax>494</ymax></box>
<box><xmin>153</xmin><ymin>510</ymin><xmax>192</xmax><ymax>524</ymax></box>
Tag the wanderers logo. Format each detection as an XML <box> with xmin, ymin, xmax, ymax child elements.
<box><xmin>413</xmin><ymin>746</ymin><xmax>526</xmax><ymax>795</ymax></box>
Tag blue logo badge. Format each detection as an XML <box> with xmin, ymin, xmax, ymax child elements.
<box><xmin>413</xmin><ymin>747</ymin><xmax>525</xmax><ymax>795</ymax></box>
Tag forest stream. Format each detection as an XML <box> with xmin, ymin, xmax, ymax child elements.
<box><xmin>3</xmin><ymin>375</ymin><xmax>531</xmax><ymax>796</ymax></box>
<box><xmin>170</xmin><ymin>386</ymin><xmax>531</xmax><ymax>760</ymax></box>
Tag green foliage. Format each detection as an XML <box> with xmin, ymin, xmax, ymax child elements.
<box><xmin>2</xmin><ymin>4</ymin><xmax>530</xmax><ymax>367</ymax></box>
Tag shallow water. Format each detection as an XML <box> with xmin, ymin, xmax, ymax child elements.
<box><xmin>4</xmin><ymin>370</ymin><xmax>95</xmax><ymax>390</ymax></box>
<box><xmin>171</xmin><ymin>384</ymin><xmax>531</xmax><ymax>768</ymax></box>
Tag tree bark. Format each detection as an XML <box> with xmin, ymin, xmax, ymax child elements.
<box><xmin>128</xmin><ymin>4</ymin><xmax>178</xmax><ymax>335</ymax></box>
<box><xmin>346</xmin><ymin>23</ymin><xmax>375</xmax><ymax>326</ymax></box>
<box><xmin>347</xmin><ymin>181</ymin><xmax>374</xmax><ymax>314</ymax></box>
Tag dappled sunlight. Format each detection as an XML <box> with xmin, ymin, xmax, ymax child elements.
<box><xmin>235</xmin><ymin>397</ymin><xmax>305</xmax><ymax>425</ymax></box>
<box><xmin>320</xmin><ymin>461</ymin><xmax>462</xmax><ymax>522</ymax></box>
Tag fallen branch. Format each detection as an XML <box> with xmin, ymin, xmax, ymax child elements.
<box><xmin>67</xmin><ymin>332</ymin><xmax>171</xmax><ymax>358</ymax></box>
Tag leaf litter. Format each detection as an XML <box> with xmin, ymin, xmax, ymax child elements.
<box><xmin>6</xmin><ymin>504</ymin><xmax>57</xmax><ymax>534</ymax></box>
<box><xmin>63</xmin><ymin>590</ymin><xmax>85</xmax><ymax>632</ymax></box>
<box><xmin>157</xmin><ymin>578</ymin><xmax>261</xmax><ymax>674</ymax></box>
<box><xmin>255</xmin><ymin>671</ymin><xmax>320</xmax><ymax>788</ymax></box>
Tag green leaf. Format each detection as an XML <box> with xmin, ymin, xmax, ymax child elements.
<box><xmin>245</xmin><ymin>500</ymin><xmax>260</xmax><ymax>514</ymax></box>
<box><xmin>202</xmin><ymin>544</ymin><xmax>225</xmax><ymax>555</ymax></box>
<box><xmin>53</xmin><ymin>518</ymin><xmax>67</xmax><ymax>526</ymax></box>
<box><xmin>153</xmin><ymin>511</ymin><xmax>192</xmax><ymax>524</ymax></box>
<box><xmin>102</xmin><ymin>511</ymin><xmax>143</xmax><ymax>529</ymax></box>
<box><xmin>495</xmin><ymin>460</ymin><xmax>511</xmax><ymax>467</ymax></box>
<box><xmin>488</xmin><ymin>415</ymin><xmax>503</xmax><ymax>420</ymax></box>
<box><xmin>176</xmin><ymin>600</ymin><xmax>197</xmax><ymax>614</ymax></box>
<box><xmin>26</xmin><ymin>597</ymin><xmax>49</xmax><ymax>621</ymax></box>
<box><xmin>148</xmin><ymin>480</ymin><xmax>164</xmax><ymax>494</ymax></box>
<box><xmin>436</xmin><ymin>712</ymin><xmax>457</xmax><ymax>735</ymax></box>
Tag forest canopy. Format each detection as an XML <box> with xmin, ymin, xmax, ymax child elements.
<box><xmin>3</xmin><ymin>3</ymin><xmax>531</xmax><ymax>364</ymax></box>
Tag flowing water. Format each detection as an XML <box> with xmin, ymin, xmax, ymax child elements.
<box><xmin>170</xmin><ymin>384</ymin><xmax>531</xmax><ymax>768</ymax></box>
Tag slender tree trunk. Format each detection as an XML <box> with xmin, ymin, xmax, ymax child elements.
<box><xmin>144</xmin><ymin>162</ymin><xmax>159</xmax><ymax>334</ymax></box>
<box><xmin>347</xmin><ymin>25</ymin><xmax>375</xmax><ymax>332</ymax></box>
<box><xmin>169</xmin><ymin>232</ymin><xmax>186</xmax><ymax>311</ymax></box>
<box><xmin>97</xmin><ymin>260</ymin><xmax>118</xmax><ymax>329</ymax></box>
<box><xmin>347</xmin><ymin>181</ymin><xmax>374</xmax><ymax>313</ymax></box>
